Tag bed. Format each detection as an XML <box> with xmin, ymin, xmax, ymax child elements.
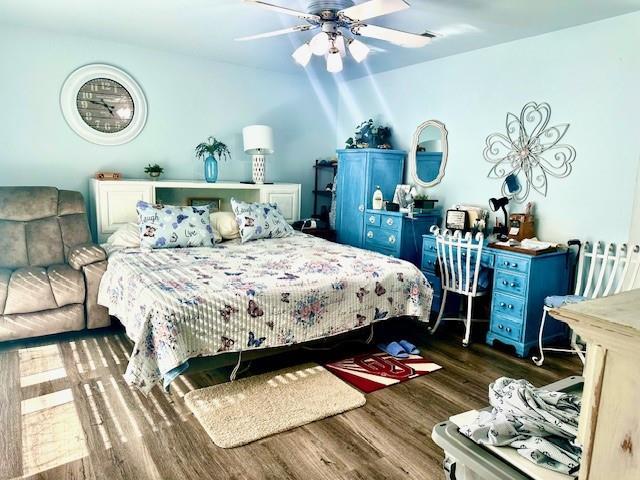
<box><xmin>98</xmin><ymin>232</ymin><xmax>433</xmax><ymax>393</ymax></box>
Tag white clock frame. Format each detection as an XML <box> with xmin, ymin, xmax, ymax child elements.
<box><xmin>60</xmin><ymin>64</ymin><xmax>147</xmax><ymax>146</ymax></box>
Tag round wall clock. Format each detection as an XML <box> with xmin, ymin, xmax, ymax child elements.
<box><xmin>60</xmin><ymin>64</ymin><xmax>147</xmax><ymax>145</ymax></box>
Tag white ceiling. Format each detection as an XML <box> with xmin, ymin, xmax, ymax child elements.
<box><xmin>2</xmin><ymin>0</ymin><xmax>640</xmax><ymax>80</ymax></box>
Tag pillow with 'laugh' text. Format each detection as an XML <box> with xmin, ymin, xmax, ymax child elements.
<box><xmin>230</xmin><ymin>198</ymin><xmax>293</xmax><ymax>243</ymax></box>
<box><xmin>136</xmin><ymin>201</ymin><xmax>215</xmax><ymax>249</ymax></box>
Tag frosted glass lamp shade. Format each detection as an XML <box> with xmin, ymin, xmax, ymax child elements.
<box><xmin>326</xmin><ymin>48</ymin><xmax>343</xmax><ymax>73</ymax></box>
<box><xmin>348</xmin><ymin>39</ymin><xmax>370</xmax><ymax>63</ymax></box>
<box><xmin>292</xmin><ymin>43</ymin><xmax>313</xmax><ymax>66</ymax></box>
<box><xmin>310</xmin><ymin>32</ymin><xmax>330</xmax><ymax>56</ymax></box>
<box><xmin>242</xmin><ymin>125</ymin><xmax>274</xmax><ymax>155</ymax></box>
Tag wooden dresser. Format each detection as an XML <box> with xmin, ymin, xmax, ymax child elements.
<box><xmin>551</xmin><ymin>290</ymin><xmax>640</xmax><ymax>480</ymax></box>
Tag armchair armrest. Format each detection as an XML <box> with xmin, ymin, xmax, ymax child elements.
<box><xmin>68</xmin><ymin>243</ymin><xmax>107</xmax><ymax>270</ymax></box>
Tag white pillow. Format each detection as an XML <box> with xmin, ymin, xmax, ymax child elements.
<box><xmin>210</xmin><ymin>211</ymin><xmax>240</xmax><ymax>240</ymax></box>
<box><xmin>106</xmin><ymin>222</ymin><xmax>222</xmax><ymax>247</ymax></box>
<box><xmin>106</xmin><ymin>223</ymin><xmax>140</xmax><ymax>247</ymax></box>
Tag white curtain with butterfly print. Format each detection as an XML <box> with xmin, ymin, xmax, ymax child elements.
<box><xmin>98</xmin><ymin>233</ymin><xmax>433</xmax><ymax>394</ymax></box>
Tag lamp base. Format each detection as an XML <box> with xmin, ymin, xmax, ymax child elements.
<box><xmin>252</xmin><ymin>155</ymin><xmax>266</xmax><ymax>184</ymax></box>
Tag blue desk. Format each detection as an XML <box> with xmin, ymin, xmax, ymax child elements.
<box><xmin>421</xmin><ymin>234</ymin><xmax>570</xmax><ymax>357</ymax></box>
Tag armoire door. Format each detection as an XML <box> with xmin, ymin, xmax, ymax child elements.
<box><xmin>336</xmin><ymin>153</ymin><xmax>366</xmax><ymax>247</ymax></box>
<box><xmin>366</xmin><ymin>151</ymin><xmax>405</xmax><ymax>209</ymax></box>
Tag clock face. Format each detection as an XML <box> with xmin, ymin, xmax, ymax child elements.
<box><xmin>61</xmin><ymin>64</ymin><xmax>147</xmax><ymax>145</ymax></box>
<box><xmin>76</xmin><ymin>78</ymin><xmax>134</xmax><ymax>133</ymax></box>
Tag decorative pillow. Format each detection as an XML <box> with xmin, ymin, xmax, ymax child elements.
<box><xmin>230</xmin><ymin>198</ymin><xmax>294</xmax><ymax>243</ymax></box>
<box><xmin>107</xmin><ymin>221</ymin><xmax>221</xmax><ymax>247</ymax></box>
<box><xmin>210</xmin><ymin>211</ymin><xmax>240</xmax><ymax>240</ymax></box>
<box><xmin>136</xmin><ymin>201</ymin><xmax>216</xmax><ymax>249</ymax></box>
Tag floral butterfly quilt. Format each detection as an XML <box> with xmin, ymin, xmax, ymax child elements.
<box><xmin>98</xmin><ymin>232</ymin><xmax>433</xmax><ymax>393</ymax></box>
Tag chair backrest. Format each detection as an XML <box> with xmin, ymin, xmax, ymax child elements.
<box><xmin>0</xmin><ymin>187</ymin><xmax>91</xmax><ymax>270</ymax></box>
<box><xmin>574</xmin><ymin>241</ymin><xmax>640</xmax><ymax>299</ymax></box>
<box><xmin>431</xmin><ymin>226</ymin><xmax>485</xmax><ymax>296</ymax></box>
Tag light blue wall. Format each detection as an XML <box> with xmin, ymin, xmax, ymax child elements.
<box><xmin>0</xmin><ymin>24</ymin><xmax>338</xmax><ymax>218</ymax></box>
<box><xmin>336</xmin><ymin>12</ymin><xmax>640</xmax><ymax>243</ymax></box>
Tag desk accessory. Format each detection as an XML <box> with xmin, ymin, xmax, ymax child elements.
<box><xmin>489</xmin><ymin>196</ymin><xmax>510</xmax><ymax>239</ymax></box>
<box><xmin>445</xmin><ymin>209</ymin><xmax>469</xmax><ymax>232</ymax></box>
<box><xmin>242</xmin><ymin>125</ymin><xmax>274</xmax><ymax>184</ymax></box>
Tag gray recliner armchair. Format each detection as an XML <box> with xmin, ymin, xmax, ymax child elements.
<box><xmin>0</xmin><ymin>186</ymin><xmax>110</xmax><ymax>342</ymax></box>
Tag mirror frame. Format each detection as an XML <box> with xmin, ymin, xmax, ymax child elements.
<box><xmin>408</xmin><ymin>119</ymin><xmax>449</xmax><ymax>188</ymax></box>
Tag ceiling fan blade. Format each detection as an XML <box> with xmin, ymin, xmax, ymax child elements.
<box><xmin>339</xmin><ymin>0</ymin><xmax>409</xmax><ymax>21</ymax></box>
<box><xmin>236</xmin><ymin>24</ymin><xmax>316</xmax><ymax>41</ymax></box>
<box><xmin>352</xmin><ymin>24</ymin><xmax>434</xmax><ymax>48</ymax></box>
<box><xmin>242</xmin><ymin>0</ymin><xmax>320</xmax><ymax>21</ymax></box>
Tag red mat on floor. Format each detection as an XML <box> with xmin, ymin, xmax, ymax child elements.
<box><xmin>324</xmin><ymin>350</ymin><xmax>442</xmax><ymax>393</ymax></box>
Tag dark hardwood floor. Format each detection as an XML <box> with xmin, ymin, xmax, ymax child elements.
<box><xmin>0</xmin><ymin>320</ymin><xmax>581</xmax><ymax>480</ymax></box>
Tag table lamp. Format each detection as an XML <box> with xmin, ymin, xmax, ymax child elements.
<box><xmin>242</xmin><ymin>125</ymin><xmax>274</xmax><ymax>184</ymax></box>
<box><xmin>489</xmin><ymin>196</ymin><xmax>509</xmax><ymax>238</ymax></box>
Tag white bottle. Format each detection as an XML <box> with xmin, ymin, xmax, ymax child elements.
<box><xmin>372</xmin><ymin>185</ymin><xmax>383</xmax><ymax>210</ymax></box>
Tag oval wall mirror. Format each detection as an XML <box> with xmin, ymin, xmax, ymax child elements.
<box><xmin>408</xmin><ymin>120</ymin><xmax>449</xmax><ymax>188</ymax></box>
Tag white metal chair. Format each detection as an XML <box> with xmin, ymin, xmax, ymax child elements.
<box><xmin>532</xmin><ymin>241</ymin><xmax>640</xmax><ymax>366</ymax></box>
<box><xmin>428</xmin><ymin>226</ymin><xmax>488</xmax><ymax>347</ymax></box>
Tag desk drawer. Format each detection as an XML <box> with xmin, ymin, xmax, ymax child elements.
<box><xmin>494</xmin><ymin>270</ymin><xmax>528</xmax><ymax>297</ymax></box>
<box><xmin>423</xmin><ymin>237</ymin><xmax>438</xmax><ymax>255</ymax></box>
<box><xmin>491</xmin><ymin>315</ymin><xmax>522</xmax><ymax>342</ymax></box>
<box><xmin>366</xmin><ymin>242</ymin><xmax>399</xmax><ymax>258</ymax></box>
<box><xmin>366</xmin><ymin>213</ymin><xmax>381</xmax><ymax>227</ymax></box>
<box><xmin>495</xmin><ymin>254</ymin><xmax>530</xmax><ymax>274</ymax></box>
<box><xmin>492</xmin><ymin>292</ymin><xmax>526</xmax><ymax>323</ymax></box>
<box><xmin>422</xmin><ymin>252</ymin><xmax>438</xmax><ymax>272</ymax></box>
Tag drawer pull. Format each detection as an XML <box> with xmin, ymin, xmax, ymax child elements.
<box><xmin>506</xmin><ymin>327</ymin><xmax>512</xmax><ymax>333</ymax></box>
<box><xmin>503</xmin><ymin>261</ymin><xmax>510</xmax><ymax>267</ymax></box>
<box><xmin>369</xmin><ymin>216</ymin><xmax>376</xmax><ymax>224</ymax></box>
<box><xmin>512</xmin><ymin>263</ymin><xmax>518</xmax><ymax>268</ymax></box>
<box><xmin>502</xmin><ymin>280</ymin><xmax>508</xmax><ymax>286</ymax></box>
<box><xmin>500</xmin><ymin>302</ymin><xmax>506</xmax><ymax>307</ymax></box>
<box><xmin>386</xmin><ymin>218</ymin><xmax>394</xmax><ymax>226</ymax></box>
<box><xmin>367</xmin><ymin>231</ymin><xmax>374</xmax><ymax>239</ymax></box>
<box><xmin>508</xmin><ymin>304</ymin><xmax>514</xmax><ymax>309</ymax></box>
<box><xmin>498</xmin><ymin>324</ymin><xmax>504</xmax><ymax>329</ymax></box>
<box><xmin>430</xmin><ymin>246</ymin><xmax>436</xmax><ymax>251</ymax></box>
<box><xmin>358</xmin><ymin>204</ymin><xmax>365</xmax><ymax>212</ymax></box>
<box><xmin>388</xmin><ymin>235</ymin><xmax>396</xmax><ymax>245</ymax></box>
<box><xmin>510</xmin><ymin>282</ymin><xmax>517</xmax><ymax>288</ymax></box>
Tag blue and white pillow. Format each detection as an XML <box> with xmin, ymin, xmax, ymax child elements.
<box><xmin>231</xmin><ymin>198</ymin><xmax>294</xmax><ymax>243</ymax></box>
<box><xmin>136</xmin><ymin>201</ymin><xmax>215</xmax><ymax>249</ymax></box>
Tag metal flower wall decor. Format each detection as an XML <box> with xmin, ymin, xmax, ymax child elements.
<box><xmin>484</xmin><ymin>101</ymin><xmax>576</xmax><ymax>202</ymax></box>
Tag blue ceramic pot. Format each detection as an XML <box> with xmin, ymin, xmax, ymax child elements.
<box><xmin>204</xmin><ymin>156</ymin><xmax>218</xmax><ymax>183</ymax></box>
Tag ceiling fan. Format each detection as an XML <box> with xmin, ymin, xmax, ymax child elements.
<box><xmin>236</xmin><ymin>0</ymin><xmax>435</xmax><ymax>73</ymax></box>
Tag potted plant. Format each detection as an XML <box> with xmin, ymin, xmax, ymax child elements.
<box><xmin>144</xmin><ymin>163</ymin><xmax>164</xmax><ymax>180</ymax></box>
<box><xmin>195</xmin><ymin>136</ymin><xmax>231</xmax><ymax>183</ymax></box>
<box><xmin>413</xmin><ymin>194</ymin><xmax>438</xmax><ymax>210</ymax></box>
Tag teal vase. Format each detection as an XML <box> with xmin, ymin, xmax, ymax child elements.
<box><xmin>204</xmin><ymin>156</ymin><xmax>218</xmax><ymax>183</ymax></box>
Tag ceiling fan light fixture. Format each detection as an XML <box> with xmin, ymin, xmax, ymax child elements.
<box><xmin>348</xmin><ymin>38</ymin><xmax>370</xmax><ymax>63</ymax></box>
<box><xmin>334</xmin><ymin>34</ymin><xmax>346</xmax><ymax>57</ymax></box>
<box><xmin>292</xmin><ymin>42</ymin><xmax>313</xmax><ymax>66</ymax></box>
<box><xmin>326</xmin><ymin>47</ymin><xmax>343</xmax><ymax>73</ymax></box>
<box><xmin>310</xmin><ymin>31</ymin><xmax>330</xmax><ymax>56</ymax></box>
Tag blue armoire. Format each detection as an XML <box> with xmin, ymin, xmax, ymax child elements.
<box><xmin>335</xmin><ymin>148</ymin><xmax>405</xmax><ymax>248</ymax></box>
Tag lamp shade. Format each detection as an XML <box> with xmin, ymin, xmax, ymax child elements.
<box><xmin>242</xmin><ymin>125</ymin><xmax>274</xmax><ymax>155</ymax></box>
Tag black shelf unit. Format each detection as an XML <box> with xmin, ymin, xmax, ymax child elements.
<box><xmin>312</xmin><ymin>159</ymin><xmax>338</xmax><ymax>226</ymax></box>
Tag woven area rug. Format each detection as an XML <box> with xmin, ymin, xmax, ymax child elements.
<box><xmin>184</xmin><ymin>363</ymin><xmax>365</xmax><ymax>448</ymax></box>
<box><xmin>325</xmin><ymin>351</ymin><xmax>442</xmax><ymax>393</ymax></box>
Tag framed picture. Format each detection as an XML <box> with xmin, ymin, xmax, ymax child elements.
<box><xmin>188</xmin><ymin>197</ymin><xmax>221</xmax><ymax>211</ymax></box>
<box><xmin>392</xmin><ymin>185</ymin><xmax>415</xmax><ymax>212</ymax></box>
